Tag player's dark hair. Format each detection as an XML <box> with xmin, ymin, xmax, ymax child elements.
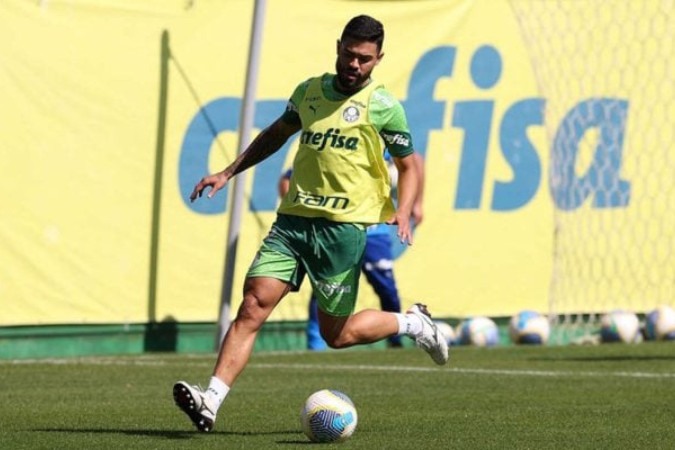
<box><xmin>341</xmin><ymin>15</ymin><xmax>384</xmax><ymax>51</ymax></box>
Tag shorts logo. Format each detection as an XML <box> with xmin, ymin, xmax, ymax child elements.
<box><xmin>316</xmin><ymin>280</ymin><xmax>352</xmax><ymax>296</ymax></box>
<box><xmin>342</xmin><ymin>106</ymin><xmax>360</xmax><ymax>123</ymax></box>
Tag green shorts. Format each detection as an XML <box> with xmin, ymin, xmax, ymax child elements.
<box><xmin>246</xmin><ymin>214</ymin><xmax>366</xmax><ymax>316</ymax></box>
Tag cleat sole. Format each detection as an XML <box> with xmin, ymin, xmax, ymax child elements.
<box><xmin>173</xmin><ymin>382</ymin><xmax>214</xmax><ymax>433</ymax></box>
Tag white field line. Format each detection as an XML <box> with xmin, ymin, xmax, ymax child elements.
<box><xmin>2</xmin><ymin>357</ymin><xmax>675</xmax><ymax>379</ymax></box>
<box><xmin>248</xmin><ymin>363</ymin><xmax>675</xmax><ymax>379</ymax></box>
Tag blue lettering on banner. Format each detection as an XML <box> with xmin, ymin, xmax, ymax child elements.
<box><xmin>179</xmin><ymin>98</ymin><xmax>291</xmax><ymax>214</ymax></box>
<box><xmin>551</xmin><ymin>98</ymin><xmax>631</xmax><ymax>210</ymax></box>
<box><xmin>179</xmin><ymin>44</ymin><xmax>631</xmax><ymax>216</ymax></box>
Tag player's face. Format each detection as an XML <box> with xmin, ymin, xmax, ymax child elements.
<box><xmin>335</xmin><ymin>38</ymin><xmax>382</xmax><ymax>93</ymax></box>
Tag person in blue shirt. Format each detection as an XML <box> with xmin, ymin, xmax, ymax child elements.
<box><xmin>278</xmin><ymin>152</ymin><xmax>425</xmax><ymax>349</ymax></box>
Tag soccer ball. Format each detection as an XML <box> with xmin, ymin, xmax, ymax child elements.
<box><xmin>434</xmin><ymin>320</ymin><xmax>456</xmax><ymax>346</ymax></box>
<box><xmin>600</xmin><ymin>310</ymin><xmax>640</xmax><ymax>343</ymax></box>
<box><xmin>300</xmin><ymin>389</ymin><xmax>357</xmax><ymax>443</ymax></box>
<box><xmin>458</xmin><ymin>316</ymin><xmax>499</xmax><ymax>347</ymax></box>
<box><xmin>645</xmin><ymin>304</ymin><xmax>675</xmax><ymax>341</ymax></box>
<box><xmin>509</xmin><ymin>310</ymin><xmax>550</xmax><ymax>345</ymax></box>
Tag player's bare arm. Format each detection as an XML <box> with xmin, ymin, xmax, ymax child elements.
<box><xmin>190</xmin><ymin>118</ymin><xmax>301</xmax><ymax>202</ymax></box>
<box><xmin>411</xmin><ymin>152</ymin><xmax>425</xmax><ymax>225</ymax></box>
<box><xmin>388</xmin><ymin>153</ymin><xmax>419</xmax><ymax>245</ymax></box>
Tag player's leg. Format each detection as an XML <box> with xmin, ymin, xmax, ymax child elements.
<box><xmin>212</xmin><ymin>276</ymin><xmax>291</xmax><ymax>384</ymax></box>
<box><xmin>318</xmin><ymin>307</ymin><xmax>399</xmax><ymax>347</ymax></box>
<box><xmin>362</xmin><ymin>233</ymin><xmax>403</xmax><ymax>346</ymax></box>
<box><xmin>173</xmin><ymin>276</ymin><xmax>290</xmax><ymax>432</ymax></box>
<box><xmin>307</xmin><ymin>219</ymin><xmax>447</xmax><ymax>363</ymax></box>
<box><xmin>318</xmin><ymin>302</ymin><xmax>449</xmax><ymax>366</ymax></box>
<box><xmin>210</xmin><ymin>215</ymin><xmax>304</xmax><ymax>386</ymax></box>
<box><xmin>307</xmin><ymin>293</ymin><xmax>328</xmax><ymax>350</ymax></box>
<box><xmin>304</xmin><ymin>218</ymin><xmax>376</xmax><ymax>347</ymax></box>
<box><xmin>174</xmin><ymin>215</ymin><xmax>304</xmax><ymax>432</ymax></box>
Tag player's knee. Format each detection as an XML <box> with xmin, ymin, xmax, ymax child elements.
<box><xmin>235</xmin><ymin>293</ymin><xmax>267</xmax><ymax>329</ymax></box>
<box><xmin>323</xmin><ymin>334</ymin><xmax>350</xmax><ymax>349</ymax></box>
<box><xmin>321</xmin><ymin>327</ymin><xmax>353</xmax><ymax>349</ymax></box>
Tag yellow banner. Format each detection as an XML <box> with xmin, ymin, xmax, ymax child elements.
<box><xmin>1</xmin><ymin>0</ymin><xmax>671</xmax><ymax>326</ymax></box>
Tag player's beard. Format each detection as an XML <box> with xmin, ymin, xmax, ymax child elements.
<box><xmin>335</xmin><ymin>61</ymin><xmax>371</xmax><ymax>93</ymax></box>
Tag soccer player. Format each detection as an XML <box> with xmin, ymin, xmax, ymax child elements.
<box><xmin>174</xmin><ymin>15</ymin><xmax>448</xmax><ymax>433</ymax></box>
<box><xmin>278</xmin><ymin>151</ymin><xmax>425</xmax><ymax>350</ymax></box>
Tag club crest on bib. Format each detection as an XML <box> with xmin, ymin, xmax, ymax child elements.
<box><xmin>342</xmin><ymin>106</ymin><xmax>360</xmax><ymax>123</ymax></box>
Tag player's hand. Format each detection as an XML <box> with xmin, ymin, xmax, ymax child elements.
<box><xmin>386</xmin><ymin>211</ymin><xmax>413</xmax><ymax>246</ymax></box>
<box><xmin>190</xmin><ymin>172</ymin><xmax>230</xmax><ymax>202</ymax></box>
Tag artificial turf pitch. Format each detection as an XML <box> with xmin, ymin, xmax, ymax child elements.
<box><xmin>1</xmin><ymin>342</ymin><xmax>674</xmax><ymax>449</ymax></box>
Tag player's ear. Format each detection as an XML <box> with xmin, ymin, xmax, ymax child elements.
<box><xmin>376</xmin><ymin>51</ymin><xmax>384</xmax><ymax>65</ymax></box>
<box><xmin>336</xmin><ymin>39</ymin><xmax>341</xmax><ymax>54</ymax></box>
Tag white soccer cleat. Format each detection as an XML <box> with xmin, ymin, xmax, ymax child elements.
<box><xmin>173</xmin><ymin>381</ymin><xmax>216</xmax><ymax>432</ymax></box>
<box><xmin>406</xmin><ymin>303</ymin><xmax>449</xmax><ymax>365</ymax></box>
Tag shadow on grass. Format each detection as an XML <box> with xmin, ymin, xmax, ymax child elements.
<box><xmin>33</xmin><ymin>428</ymin><xmax>301</xmax><ymax>439</ymax></box>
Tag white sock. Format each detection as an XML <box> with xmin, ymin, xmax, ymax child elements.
<box><xmin>394</xmin><ymin>313</ymin><xmax>424</xmax><ymax>337</ymax></box>
<box><xmin>205</xmin><ymin>376</ymin><xmax>230</xmax><ymax>410</ymax></box>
